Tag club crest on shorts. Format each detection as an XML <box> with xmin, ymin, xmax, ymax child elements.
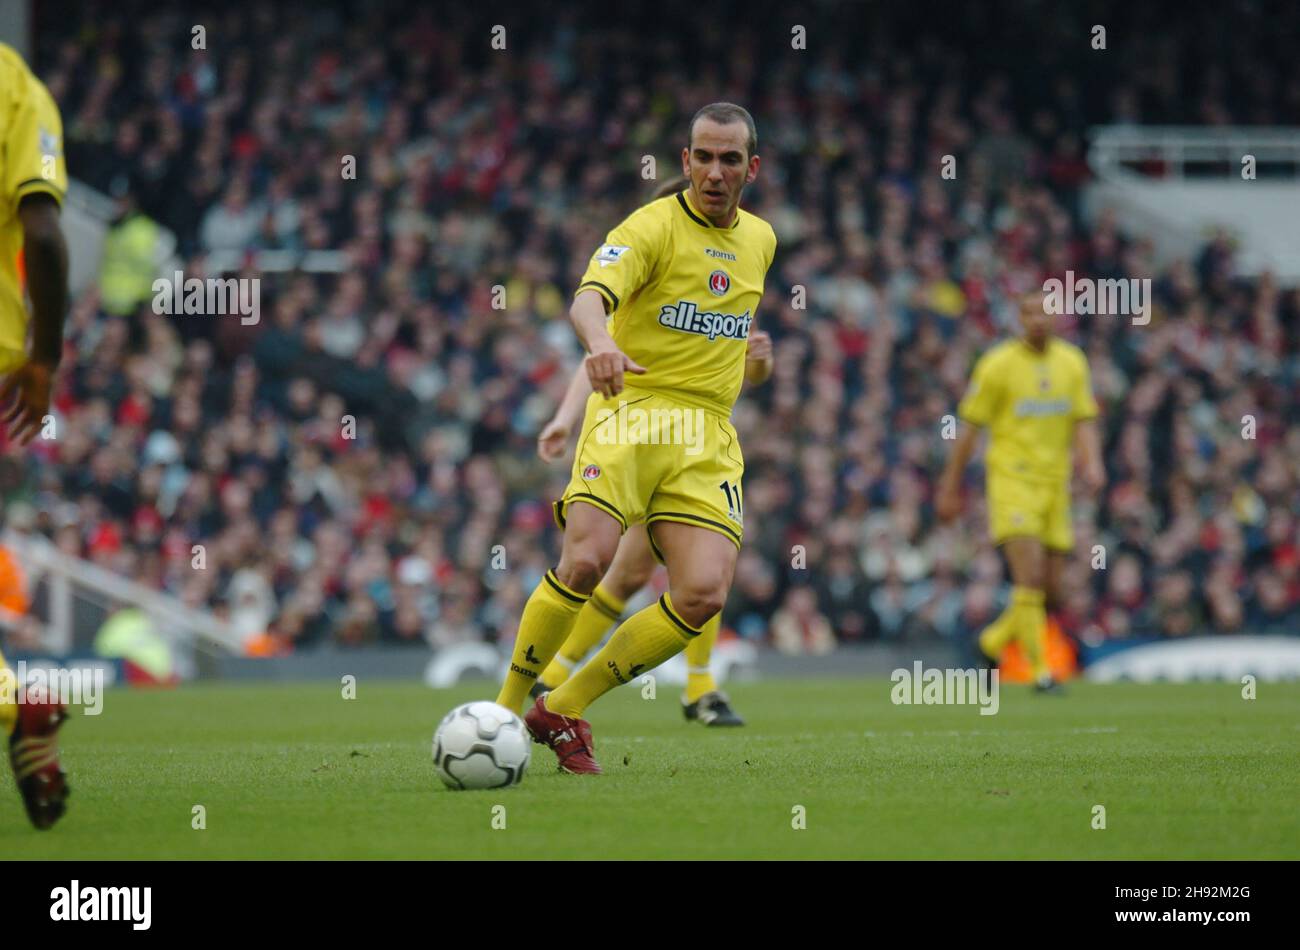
<box><xmin>708</xmin><ymin>269</ymin><xmax>730</xmax><ymax>296</ymax></box>
<box><xmin>582</xmin><ymin>464</ymin><xmax>601</xmax><ymax>480</ymax></box>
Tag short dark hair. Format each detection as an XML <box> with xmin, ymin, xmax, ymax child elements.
<box><xmin>688</xmin><ymin>102</ymin><xmax>757</xmax><ymax>160</ymax></box>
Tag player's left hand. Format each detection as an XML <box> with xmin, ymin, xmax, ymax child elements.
<box><xmin>0</xmin><ymin>361</ymin><xmax>55</xmax><ymax>446</ymax></box>
<box><xmin>537</xmin><ymin>417</ymin><xmax>572</xmax><ymax>463</ymax></box>
<box><xmin>745</xmin><ymin>330</ymin><xmax>773</xmax><ymax>363</ymax></box>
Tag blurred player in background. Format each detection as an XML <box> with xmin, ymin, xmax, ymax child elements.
<box><xmin>0</xmin><ymin>42</ymin><xmax>72</xmax><ymax>827</ymax></box>
<box><xmin>936</xmin><ymin>291</ymin><xmax>1105</xmax><ymax>692</ymax></box>
<box><xmin>495</xmin><ymin>103</ymin><xmax>776</xmax><ymax>772</ymax></box>
<box><xmin>531</xmin><ymin>175</ymin><xmax>773</xmax><ymax>727</ymax></box>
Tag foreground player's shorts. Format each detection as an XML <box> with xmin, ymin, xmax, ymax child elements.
<box><xmin>987</xmin><ymin>473</ymin><xmax>1073</xmax><ymax>552</ymax></box>
<box><xmin>553</xmin><ymin>386</ymin><xmax>744</xmax><ymax>560</ymax></box>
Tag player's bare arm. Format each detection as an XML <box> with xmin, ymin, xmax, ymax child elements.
<box><xmin>537</xmin><ymin>364</ymin><xmax>594</xmax><ymax>463</ymax></box>
<box><xmin>744</xmin><ymin>329</ymin><xmax>773</xmax><ymax>385</ymax></box>
<box><xmin>936</xmin><ymin>423</ymin><xmax>980</xmax><ymax>522</ymax></box>
<box><xmin>0</xmin><ymin>194</ymin><xmax>67</xmax><ymax>446</ymax></box>
<box><xmin>1073</xmin><ymin>418</ymin><xmax>1105</xmax><ymax>494</ymax></box>
<box><xmin>570</xmin><ymin>289</ymin><xmax>645</xmax><ymax>398</ymax></box>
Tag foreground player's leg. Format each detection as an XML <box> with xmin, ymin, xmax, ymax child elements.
<box><xmin>1</xmin><ymin>649</ymin><xmax>70</xmax><ymax>828</ymax></box>
<box><xmin>537</xmin><ymin>523</ymin><xmax>737</xmax><ymax>765</ymax></box>
<box><xmin>681</xmin><ymin>613</ymin><xmax>745</xmax><ymax>726</ymax></box>
<box><xmin>535</xmin><ymin>525</ymin><xmax>655</xmax><ymax>694</ymax></box>
<box><xmin>533</xmin><ymin>585</ymin><xmax>624</xmax><ymax>695</ymax></box>
<box><xmin>496</xmin><ymin>503</ymin><xmax>621</xmax><ymax>714</ymax></box>
<box><xmin>544</xmin><ymin>592</ymin><xmax>700</xmax><ymax>718</ymax></box>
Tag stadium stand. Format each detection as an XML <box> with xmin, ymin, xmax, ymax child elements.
<box><xmin>9</xmin><ymin>0</ymin><xmax>1299</xmax><ymax>658</ymax></box>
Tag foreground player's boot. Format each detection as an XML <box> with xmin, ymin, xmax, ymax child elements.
<box><xmin>8</xmin><ymin>688</ymin><xmax>70</xmax><ymax>829</ymax></box>
<box><xmin>523</xmin><ymin>695</ymin><xmax>602</xmax><ymax>774</ymax></box>
<box><xmin>682</xmin><ymin>690</ymin><xmax>745</xmax><ymax>727</ymax></box>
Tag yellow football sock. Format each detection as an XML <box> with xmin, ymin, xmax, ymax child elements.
<box><xmin>496</xmin><ymin>570</ymin><xmax>590</xmax><ymax>714</ymax></box>
<box><xmin>0</xmin><ymin>648</ymin><xmax>16</xmax><ymax>736</ymax></box>
<box><xmin>539</xmin><ymin>585</ymin><xmax>625</xmax><ymax>689</ymax></box>
<box><xmin>977</xmin><ymin>602</ymin><xmax>1018</xmax><ymax>661</ymax></box>
<box><xmin>547</xmin><ymin>593</ymin><xmax>697</xmax><ymax>718</ymax></box>
<box><xmin>1010</xmin><ymin>586</ymin><xmax>1049</xmax><ymax>681</ymax></box>
<box><xmin>683</xmin><ymin>612</ymin><xmax>721</xmax><ymax>702</ymax></box>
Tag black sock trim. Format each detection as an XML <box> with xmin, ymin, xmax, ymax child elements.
<box><xmin>544</xmin><ymin>570</ymin><xmax>589</xmax><ymax>605</ymax></box>
<box><xmin>658</xmin><ymin>594</ymin><xmax>702</xmax><ymax>638</ymax></box>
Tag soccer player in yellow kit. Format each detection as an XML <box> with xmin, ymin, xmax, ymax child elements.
<box><xmin>936</xmin><ymin>291</ymin><xmax>1105</xmax><ymax>692</ymax></box>
<box><xmin>495</xmin><ymin>103</ymin><xmax>776</xmax><ymax>772</ymax></box>
<box><xmin>0</xmin><ymin>43</ymin><xmax>73</xmax><ymax>826</ymax></box>
<box><xmin>531</xmin><ymin>176</ymin><xmax>773</xmax><ymax>725</ymax></box>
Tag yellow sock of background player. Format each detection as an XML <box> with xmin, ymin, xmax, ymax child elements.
<box><xmin>538</xmin><ymin>585</ymin><xmax>625</xmax><ymax>689</ymax></box>
<box><xmin>546</xmin><ymin>593</ymin><xmax>697</xmax><ymax>718</ymax></box>
<box><xmin>1008</xmin><ymin>587</ymin><xmax>1049</xmax><ymax>681</ymax></box>
<box><xmin>496</xmin><ymin>571</ymin><xmax>590</xmax><ymax>714</ymax></box>
<box><xmin>683</xmin><ymin>613</ymin><xmax>721</xmax><ymax>702</ymax></box>
<box><xmin>0</xmin><ymin>649</ymin><xmax>17</xmax><ymax>736</ymax></box>
<box><xmin>977</xmin><ymin>599</ymin><xmax>1019</xmax><ymax>661</ymax></box>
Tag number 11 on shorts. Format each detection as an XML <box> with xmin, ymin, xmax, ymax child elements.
<box><xmin>719</xmin><ymin>480</ymin><xmax>743</xmax><ymax>524</ymax></box>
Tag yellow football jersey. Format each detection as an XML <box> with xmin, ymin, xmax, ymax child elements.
<box><xmin>575</xmin><ymin>189</ymin><xmax>776</xmax><ymax>416</ymax></box>
<box><xmin>0</xmin><ymin>43</ymin><xmax>68</xmax><ymax>368</ymax></box>
<box><xmin>958</xmin><ymin>337</ymin><xmax>1099</xmax><ymax>484</ymax></box>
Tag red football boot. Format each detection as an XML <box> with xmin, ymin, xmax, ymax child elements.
<box><xmin>8</xmin><ymin>687</ymin><xmax>69</xmax><ymax>829</ymax></box>
<box><xmin>524</xmin><ymin>695</ymin><xmax>602</xmax><ymax>774</ymax></box>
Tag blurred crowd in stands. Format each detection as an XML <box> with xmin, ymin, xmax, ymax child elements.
<box><xmin>6</xmin><ymin>0</ymin><xmax>1299</xmax><ymax>656</ymax></box>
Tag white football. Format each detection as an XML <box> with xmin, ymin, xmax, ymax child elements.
<box><xmin>433</xmin><ymin>701</ymin><xmax>531</xmax><ymax>790</ymax></box>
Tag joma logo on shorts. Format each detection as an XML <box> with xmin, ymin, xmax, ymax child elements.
<box><xmin>657</xmin><ymin>301</ymin><xmax>752</xmax><ymax>341</ymax></box>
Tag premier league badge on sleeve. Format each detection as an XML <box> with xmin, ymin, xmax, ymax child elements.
<box><xmin>595</xmin><ymin>245</ymin><xmax>631</xmax><ymax>267</ymax></box>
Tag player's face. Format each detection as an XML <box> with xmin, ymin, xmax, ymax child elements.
<box><xmin>1018</xmin><ymin>293</ymin><xmax>1051</xmax><ymax>347</ymax></box>
<box><xmin>682</xmin><ymin>118</ymin><xmax>759</xmax><ymax>225</ymax></box>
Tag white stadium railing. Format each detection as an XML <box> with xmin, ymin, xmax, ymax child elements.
<box><xmin>2</xmin><ymin>530</ymin><xmax>240</xmax><ymax>659</ymax></box>
<box><xmin>1085</xmin><ymin>126</ymin><xmax>1300</xmax><ymax>282</ymax></box>
<box><xmin>1088</xmin><ymin>125</ymin><xmax>1300</xmax><ymax>180</ymax></box>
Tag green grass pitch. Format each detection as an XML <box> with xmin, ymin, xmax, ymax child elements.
<box><xmin>3</xmin><ymin>678</ymin><xmax>1296</xmax><ymax>859</ymax></box>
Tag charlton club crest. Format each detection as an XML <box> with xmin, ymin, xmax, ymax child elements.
<box><xmin>708</xmin><ymin>270</ymin><xmax>730</xmax><ymax>296</ymax></box>
<box><xmin>582</xmin><ymin>464</ymin><xmax>601</xmax><ymax>480</ymax></box>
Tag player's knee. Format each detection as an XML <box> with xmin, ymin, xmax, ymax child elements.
<box><xmin>1044</xmin><ymin>585</ymin><xmax>1062</xmax><ymax>613</ymax></box>
<box><xmin>668</xmin><ymin>586</ymin><xmax>725</xmax><ymax>629</ymax></box>
<box><xmin>554</xmin><ymin>552</ymin><xmax>609</xmax><ymax>595</ymax></box>
<box><xmin>1012</xmin><ymin>563</ymin><xmax>1045</xmax><ymax>591</ymax></box>
<box><xmin>615</xmin><ymin>560</ymin><xmax>656</xmax><ymax>597</ymax></box>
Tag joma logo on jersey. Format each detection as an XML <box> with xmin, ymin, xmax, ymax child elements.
<box><xmin>705</xmin><ymin>248</ymin><xmax>737</xmax><ymax>262</ymax></box>
<box><xmin>657</xmin><ymin>302</ymin><xmax>752</xmax><ymax>341</ymax></box>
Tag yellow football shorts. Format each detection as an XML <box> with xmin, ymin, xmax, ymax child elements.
<box><xmin>553</xmin><ymin>387</ymin><xmax>744</xmax><ymax>560</ymax></box>
<box><xmin>987</xmin><ymin>473</ymin><xmax>1073</xmax><ymax>552</ymax></box>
